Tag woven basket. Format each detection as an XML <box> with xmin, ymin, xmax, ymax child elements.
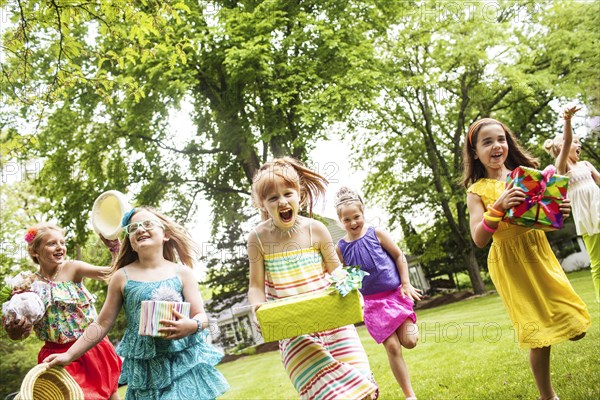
<box><xmin>15</xmin><ymin>364</ymin><xmax>84</xmax><ymax>400</ymax></box>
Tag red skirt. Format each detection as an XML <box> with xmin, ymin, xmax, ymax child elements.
<box><xmin>38</xmin><ymin>338</ymin><xmax>122</xmax><ymax>400</ymax></box>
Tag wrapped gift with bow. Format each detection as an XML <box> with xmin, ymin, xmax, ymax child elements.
<box><xmin>256</xmin><ymin>266</ymin><xmax>367</xmax><ymax>342</ymax></box>
<box><xmin>503</xmin><ymin>165</ymin><xmax>568</xmax><ymax>230</ymax></box>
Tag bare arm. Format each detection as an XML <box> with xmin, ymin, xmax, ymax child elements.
<box><xmin>584</xmin><ymin>160</ymin><xmax>600</xmax><ymax>184</ymax></box>
<box><xmin>467</xmin><ymin>193</ymin><xmax>494</xmax><ymax>248</ymax></box>
<box><xmin>335</xmin><ymin>245</ymin><xmax>345</xmax><ymax>266</ymax></box>
<box><xmin>468</xmin><ymin>181</ymin><xmax>526</xmax><ymax>248</ymax></box>
<box><xmin>556</xmin><ymin>118</ymin><xmax>574</xmax><ymax>175</ymax></box>
<box><xmin>72</xmin><ymin>260</ymin><xmax>113</xmax><ymax>283</ymax></box>
<box><xmin>375</xmin><ymin>228</ymin><xmax>421</xmax><ymax>301</ymax></box>
<box><xmin>556</xmin><ymin>106</ymin><xmax>581</xmax><ymax>174</ymax></box>
<box><xmin>247</xmin><ymin>231</ymin><xmax>266</xmax><ymax>308</ymax></box>
<box><xmin>44</xmin><ymin>270</ymin><xmax>125</xmax><ymax>367</ymax></box>
<box><xmin>312</xmin><ymin>220</ymin><xmax>341</xmax><ymax>274</ymax></box>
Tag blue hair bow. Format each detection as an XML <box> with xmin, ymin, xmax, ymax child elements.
<box><xmin>121</xmin><ymin>208</ymin><xmax>137</xmax><ymax>227</ymax></box>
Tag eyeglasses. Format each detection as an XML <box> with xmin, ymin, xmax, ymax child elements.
<box><xmin>124</xmin><ymin>219</ymin><xmax>164</xmax><ymax>235</ymax></box>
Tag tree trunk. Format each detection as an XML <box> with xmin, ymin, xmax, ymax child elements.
<box><xmin>464</xmin><ymin>245</ymin><xmax>486</xmax><ymax>294</ymax></box>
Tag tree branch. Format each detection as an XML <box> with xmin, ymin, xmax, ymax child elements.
<box><xmin>129</xmin><ymin>133</ymin><xmax>222</xmax><ymax>155</ymax></box>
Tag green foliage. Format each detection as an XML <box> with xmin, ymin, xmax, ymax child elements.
<box><xmin>1</xmin><ymin>1</ymin><xmax>385</xmax><ymax>307</ymax></box>
<box><xmin>0</xmin><ymin>177</ymin><xmax>44</xmax><ymax>292</ymax></box>
<box><xmin>203</xmin><ymin>222</ymin><xmax>250</xmax><ymax>312</ymax></box>
<box><xmin>1</xmin><ymin>0</ymin><xmax>598</xmax><ymax>307</ymax></box>
<box><xmin>351</xmin><ymin>0</ymin><xmax>599</xmax><ymax>293</ymax></box>
<box><xmin>0</xmin><ymin>334</ymin><xmax>41</xmax><ymax>397</ymax></box>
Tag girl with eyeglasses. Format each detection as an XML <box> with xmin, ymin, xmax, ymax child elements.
<box><xmin>45</xmin><ymin>207</ymin><xmax>230</xmax><ymax>400</ymax></box>
<box><xmin>3</xmin><ymin>223</ymin><xmax>122</xmax><ymax>399</ymax></box>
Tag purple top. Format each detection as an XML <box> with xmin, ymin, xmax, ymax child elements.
<box><xmin>337</xmin><ymin>226</ymin><xmax>401</xmax><ymax>295</ymax></box>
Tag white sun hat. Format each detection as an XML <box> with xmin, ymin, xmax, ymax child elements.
<box><xmin>91</xmin><ymin>190</ymin><xmax>131</xmax><ymax>240</ymax></box>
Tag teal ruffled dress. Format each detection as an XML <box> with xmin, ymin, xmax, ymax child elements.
<box><xmin>116</xmin><ymin>274</ymin><xmax>229</xmax><ymax>400</ymax></box>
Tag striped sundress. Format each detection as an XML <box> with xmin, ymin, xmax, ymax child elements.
<box><xmin>255</xmin><ymin>221</ymin><xmax>378</xmax><ymax>400</ymax></box>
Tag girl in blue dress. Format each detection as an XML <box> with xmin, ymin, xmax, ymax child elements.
<box><xmin>45</xmin><ymin>206</ymin><xmax>229</xmax><ymax>400</ymax></box>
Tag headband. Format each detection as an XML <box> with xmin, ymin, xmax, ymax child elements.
<box><xmin>334</xmin><ymin>196</ymin><xmax>363</xmax><ymax>207</ymax></box>
<box><xmin>467</xmin><ymin>118</ymin><xmax>499</xmax><ymax>147</ymax></box>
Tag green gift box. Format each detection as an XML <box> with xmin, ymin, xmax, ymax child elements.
<box><xmin>256</xmin><ymin>288</ymin><xmax>363</xmax><ymax>342</ymax></box>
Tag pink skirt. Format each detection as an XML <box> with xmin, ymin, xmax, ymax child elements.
<box><xmin>38</xmin><ymin>338</ymin><xmax>122</xmax><ymax>399</ymax></box>
<box><xmin>363</xmin><ymin>288</ymin><xmax>416</xmax><ymax>344</ymax></box>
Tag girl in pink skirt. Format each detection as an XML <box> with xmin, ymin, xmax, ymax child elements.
<box><xmin>335</xmin><ymin>187</ymin><xmax>422</xmax><ymax>400</ymax></box>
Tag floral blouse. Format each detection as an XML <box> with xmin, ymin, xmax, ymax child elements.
<box><xmin>32</xmin><ymin>274</ymin><xmax>98</xmax><ymax>343</ymax></box>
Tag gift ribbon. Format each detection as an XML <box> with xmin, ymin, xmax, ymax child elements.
<box><xmin>328</xmin><ymin>266</ymin><xmax>369</xmax><ymax>297</ymax></box>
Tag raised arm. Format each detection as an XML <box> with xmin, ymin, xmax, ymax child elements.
<box><xmin>44</xmin><ymin>269</ymin><xmax>125</xmax><ymax>367</ymax></box>
<box><xmin>71</xmin><ymin>236</ymin><xmax>119</xmax><ymax>282</ymax></box>
<box><xmin>556</xmin><ymin>106</ymin><xmax>580</xmax><ymax>175</ymax></box>
<box><xmin>376</xmin><ymin>228</ymin><xmax>421</xmax><ymax>301</ymax></box>
<box><xmin>556</xmin><ymin>119</ymin><xmax>574</xmax><ymax>175</ymax></box>
<box><xmin>72</xmin><ymin>260</ymin><xmax>113</xmax><ymax>283</ymax></box>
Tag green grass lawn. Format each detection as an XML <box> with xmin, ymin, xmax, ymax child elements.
<box><xmin>214</xmin><ymin>270</ymin><xmax>599</xmax><ymax>400</ymax></box>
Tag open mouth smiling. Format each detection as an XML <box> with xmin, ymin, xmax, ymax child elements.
<box><xmin>279</xmin><ymin>209</ymin><xmax>293</xmax><ymax>223</ymax></box>
<box><xmin>491</xmin><ymin>152</ymin><xmax>503</xmax><ymax>161</ymax></box>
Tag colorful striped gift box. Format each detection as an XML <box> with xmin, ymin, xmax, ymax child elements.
<box><xmin>256</xmin><ymin>288</ymin><xmax>363</xmax><ymax>342</ymax></box>
<box><xmin>138</xmin><ymin>301</ymin><xmax>190</xmax><ymax>337</ymax></box>
<box><xmin>504</xmin><ymin>165</ymin><xmax>569</xmax><ymax>231</ymax></box>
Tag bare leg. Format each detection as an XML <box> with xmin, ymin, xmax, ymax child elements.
<box><xmin>109</xmin><ymin>391</ymin><xmax>120</xmax><ymax>400</ymax></box>
<box><xmin>383</xmin><ymin>331</ymin><xmax>415</xmax><ymax>399</ymax></box>
<box><xmin>530</xmin><ymin>346</ymin><xmax>555</xmax><ymax>400</ymax></box>
<box><xmin>398</xmin><ymin>320</ymin><xmax>419</xmax><ymax>349</ymax></box>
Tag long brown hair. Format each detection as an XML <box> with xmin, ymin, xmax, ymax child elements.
<box><xmin>251</xmin><ymin>157</ymin><xmax>328</xmax><ymax>220</ymax></box>
<box><xmin>461</xmin><ymin>118</ymin><xmax>538</xmax><ymax>188</ymax></box>
<box><xmin>113</xmin><ymin>206</ymin><xmax>199</xmax><ymax>270</ymax></box>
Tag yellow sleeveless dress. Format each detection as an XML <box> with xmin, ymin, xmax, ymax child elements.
<box><xmin>468</xmin><ymin>178</ymin><xmax>591</xmax><ymax>348</ymax></box>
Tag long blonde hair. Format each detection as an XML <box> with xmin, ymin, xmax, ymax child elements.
<box><xmin>114</xmin><ymin>206</ymin><xmax>199</xmax><ymax>270</ymax></box>
<box><xmin>25</xmin><ymin>223</ymin><xmax>65</xmax><ymax>265</ymax></box>
<box><xmin>542</xmin><ymin>133</ymin><xmax>582</xmax><ymax>159</ymax></box>
<box><xmin>251</xmin><ymin>157</ymin><xmax>328</xmax><ymax>220</ymax></box>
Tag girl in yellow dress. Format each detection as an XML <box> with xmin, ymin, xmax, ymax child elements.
<box><xmin>462</xmin><ymin>118</ymin><xmax>591</xmax><ymax>400</ymax></box>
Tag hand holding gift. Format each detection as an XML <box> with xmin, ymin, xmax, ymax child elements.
<box><xmin>138</xmin><ymin>286</ymin><xmax>191</xmax><ymax>337</ymax></box>
<box><xmin>503</xmin><ymin>165</ymin><xmax>569</xmax><ymax>230</ymax></box>
<box><xmin>2</xmin><ymin>272</ymin><xmax>47</xmax><ymax>340</ymax></box>
<box><xmin>559</xmin><ymin>197</ymin><xmax>571</xmax><ymax>221</ymax></box>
